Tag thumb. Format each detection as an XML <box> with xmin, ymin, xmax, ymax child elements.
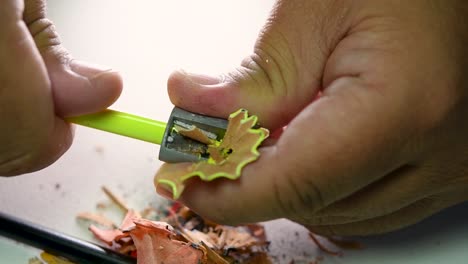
<box><xmin>167</xmin><ymin>1</ymin><xmax>346</xmax><ymax>130</ymax></box>
<box><xmin>24</xmin><ymin>1</ymin><xmax>122</xmax><ymax>117</ymax></box>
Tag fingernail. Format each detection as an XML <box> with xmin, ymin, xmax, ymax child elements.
<box><xmin>70</xmin><ymin>60</ymin><xmax>113</xmax><ymax>76</ymax></box>
<box><xmin>156</xmin><ymin>183</ymin><xmax>175</xmax><ymax>200</ymax></box>
<box><xmin>178</xmin><ymin>69</ymin><xmax>221</xmax><ymax>85</ymax></box>
<box><xmin>89</xmin><ymin>70</ymin><xmax>120</xmax><ymax>89</ymax></box>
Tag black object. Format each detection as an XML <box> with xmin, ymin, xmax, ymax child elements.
<box><xmin>0</xmin><ymin>211</ymin><xmax>136</xmax><ymax>264</ymax></box>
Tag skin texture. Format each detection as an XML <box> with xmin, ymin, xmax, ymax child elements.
<box><xmin>156</xmin><ymin>0</ymin><xmax>468</xmax><ymax>236</ymax></box>
<box><xmin>0</xmin><ymin>0</ymin><xmax>122</xmax><ymax>176</ymax></box>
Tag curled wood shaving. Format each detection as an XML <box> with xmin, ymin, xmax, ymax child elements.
<box><xmin>308</xmin><ymin>233</ymin><xmax>343</xmax><ymax>257</ymax></box>
<box><xmin>129</xmin><ymin>219</ymin><xmax>204</xmax><ymax>264</ymax></box>
<box><xmin>101</xmin><ymin>186</ymin><xmax>130</xmax><ymax>213</ymax></box>
<box><xmin>88</xmin><ymin>210</ymin><xmax>204</xmax><ymax>264</ymax></box>
<box><xmin>76</xmin><ymin>212</ymin><xmax>115</xmax><ymax>228</ymax></box>
<box><xmin>156</xmin><ymin>109</ymin><xmax>269</xmax><ymax>199</ymax></box>
<box><xmin>183</xmin><ymin>226</ymin><xmax>264</xmax><ymax>251</ymax></box>
<box><xmin>88</xmin><ymin>209</ymin><xmax>140</xmax><ymax>246</ymax></box>
<box><xmin>89</xmin><ymin>225</ymin><xmax>125</xmax><ymax>246</ymax></box>
<box><xmin>174</xmin><ymin>124</ymin><xmax>216</xmax><ymax>145</ymax></box>
<box><xmin>200</xmin><ymin>241</ymin><xmax>229</xmax><ymax>264</ymax></box>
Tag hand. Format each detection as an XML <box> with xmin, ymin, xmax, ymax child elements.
<box><xmin>156</xmin><ymin>0</ymin><xmax>468</xmax><ymax>236</ymax></box>
<box><xmin>0</xmin><ymin>0</ymin><xmax>122</xmax><ymax>176</ymax></box>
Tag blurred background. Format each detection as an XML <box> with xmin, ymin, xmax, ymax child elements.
<box><xmin>1</xmin><ymin>1</ymin><xmax>468</xmax><ymax>263</ymax></box>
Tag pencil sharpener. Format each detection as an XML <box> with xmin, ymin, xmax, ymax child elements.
<box><xmin>158</xmin><ymin>107</ymin><xmax>228</xmax><ymax>163</ymax></box>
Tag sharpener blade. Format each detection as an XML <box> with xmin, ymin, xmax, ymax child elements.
<box><xmin>159</xmin><ymin>107</ymin><xmax>228</xmax><ymax>163</ymax></box>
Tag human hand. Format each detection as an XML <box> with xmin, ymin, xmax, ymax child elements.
<box><xmin>0</xmin><ymin>0</ymin><xmax>122</xmax><ymax>176</ymax></box>
<box><xmin>156</xmin><ymin>0</ymin><xmax>468</xmax><ymax>236</ymax></box>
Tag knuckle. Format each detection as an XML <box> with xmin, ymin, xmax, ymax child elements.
<box><xmin>240</xmin><ymin>31</ymin><xmax>297</xmax><ymax>98</ymax></box>
<box><xmin>26</xmin><ymin>16</ymin><xmax>71</xmax><ymax>65</ymax></box>
<box><xmin>23</xmin><ymin>0</ymin><xmax>47</xmax><ymax>24</ymax></box>
<box><xmin>274</xmin><ymin>171</ymin><xmax>326</xmax><ymax>222</ymax></box>
<box><xmin>27</xmin><ymin>18</ymin><xmax>61</xmax><ymax>51</ymax></box>
<box><xmin>295</xmin><ymin>176</ymin><xmax>327</xmax><ymax>215</ymax></box>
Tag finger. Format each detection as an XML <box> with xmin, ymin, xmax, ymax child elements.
<box><xmin>306</xmin><ymin>188</ymin><xmax>468</xmax><ymax>236</ymax></box>
<box><xmin>302</xmin><ymin>140</ymin><xmax>468</xmax><ymax>226</ymax></box>
<box><xmin>301</xmin><ymin>165</ymin><xmax>435</xmax><ymax>225</ymax></box>
<box><xmin>51</xmin><ymin>60</ymin><xmax>123</xmax><ymax>117</ymax></box>
<box><xmin>167</xmin><ymin>1</ymin><xmax>349</xmax><ymax>129</ymax></box>
<box><xmin>0</xmin><ymin>2</ymin><xmax>71</xmax><ymax>176</ymax></box>
<box><xmin>24</xmin><ymin>1</ymin><xmax>122</xmax><ymax>117</ymax></box>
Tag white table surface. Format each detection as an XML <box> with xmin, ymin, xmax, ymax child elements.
<box><xmin>1</xmin><ymin>1</ymin><xmax>467</xmax><ymax>263</ymax></box>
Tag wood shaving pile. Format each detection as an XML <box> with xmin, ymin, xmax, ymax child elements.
<box><xmin>78</xmin><ymin>187</ymin><xmax>272</xmax><ymax>263</ymax></box>
<box><xmin>29</xmin><ymin>186</ymin><xmax>361</xmax><ymax>263</ymax></box>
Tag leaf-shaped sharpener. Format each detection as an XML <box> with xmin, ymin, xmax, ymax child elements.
<box><xmin>155</xmin><ymin>109</ymin><xmax>269</xmax><ymax>199</ymax></box>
